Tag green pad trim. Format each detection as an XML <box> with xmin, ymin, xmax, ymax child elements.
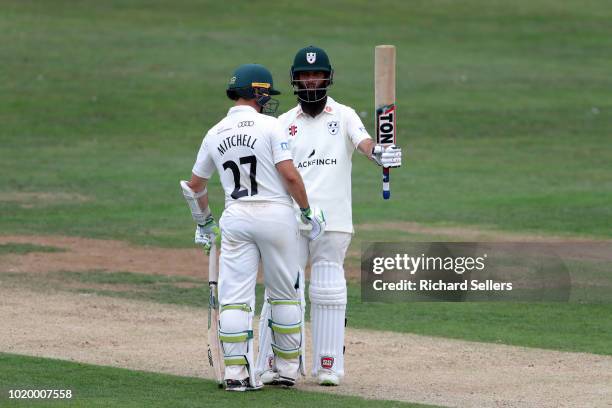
<box><xmin>219</xmin><ymin>330</ymin><xmax>253</xmax><ymax>343</ymax></box>
<box><xmin>220</xmin><ymin>303</ymin><xmax>252</xmax><ymax>313</ymax></box>
<box><xmin>271</xmin><ymin>344</ymin><xmax>301</xmax><ymax>359</ymax></box>
<box><xmin>224</xmin><ymin>355</ymin><xmax>248</xmax><ymax>366</ymax></box>
<box><xmin>268</xmin><ymin>320</ymin><xmax>301</xmax><ymax>334</ymax></box>
<box><xmin>269</xmin><ymin>299</ymin><xmax>300</xmax><ymax>306</ymax></box>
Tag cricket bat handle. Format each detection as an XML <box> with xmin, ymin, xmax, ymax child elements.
<box><xmin>208</xmin><ymin>243</ymin><xmax>218</xmax><ymax>282</ymax></box>
<box><xmin>383</xmin><ymin>167</ymin><xmax>390</xmax><ymax>199</ymax></box>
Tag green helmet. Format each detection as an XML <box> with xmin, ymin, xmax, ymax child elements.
<box><xmin>291</xmin><ymin>45</ymin><xmax>333</xmax><ymax>75</ymax></box>
<box><xmin>290</xmin><ymin>46</ymin><xmax>334</xmax><ymax>103</ymax></box>
<box><xmin>226</xmin><ymin>64</ymin><xmax>280</xmax><ymax>115</ymax></box>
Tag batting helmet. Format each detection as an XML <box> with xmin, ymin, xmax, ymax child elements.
<box><xmin>227</xmin><ymin>64</ymin><xmax>280</xmax><ymax>115</ymax></box>
<box><xmin>290</xmin><ymin>46</ymin><xmax>334</xmax><ymax>103</ymax></box>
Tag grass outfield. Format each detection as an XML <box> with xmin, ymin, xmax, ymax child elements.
<box><xmin>0</xmin><ymin>243</ymin><xmax>64</xmax><ymax>255</ymax></box>
<box><xmin>1</xmin><ymin>1</ymin><xmax>611</xmax><ymax>246</ymax></box>
<box><xmin>0</xmin><ymin>354</ymin><xmax>431</xmax><ymax>408</ymax></box>
<box><xmin>2</xmin><ymin>270</ymin><xmax>610</xmax><ymax>356</ymax></box>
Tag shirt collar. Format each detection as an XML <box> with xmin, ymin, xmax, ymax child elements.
<box><xmin>296</xmin><ymin>96</ymin><xmax>336</xmax><ymax>117</ymax></box>
<box><xmin>228</xmin><ymin>105</ymin><xmax>258</xmax><ymax>115</ymax></box>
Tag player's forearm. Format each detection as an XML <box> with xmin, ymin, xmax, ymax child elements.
<box><xmin>285</xmin><ymin>176</ymin><xmax>309</xmax><ymax>210</ymax></box>
<box><xmin>275</xmin><ymin>160</ymin><xmax>309</xmax><ymax>209</ymax></box>
<box><xmin>357</xmin><ymin>138</ymin><xmax>376</xmax><ymax>159</ymax></box>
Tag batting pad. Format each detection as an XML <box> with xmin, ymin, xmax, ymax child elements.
<box><xmin>219</xmin><ymin>304</ymin><xmax>258</xmax><ymax>387</ymax></box>
<box><xmin>269</xmin><ymin>299</ymin><xmax>302</xmax><ymax>380</ymax></box>
<box><xmin>309</xmin><ymin>261</ymin><xmax>346</xmax><ymax>377</ymax></box>
<box><xmin>255</xmin><ymin>296</ymin><xmax>275</xmax><ymax>378</ymax></box>
<box><xmin>256</xmin><ymin>273</ymin><xmax>307</xmax><ymax>380</ymax></box>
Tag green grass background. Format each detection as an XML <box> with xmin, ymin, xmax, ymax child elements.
<box><xmin>0</xmin><ymin>243</ymin><xmax>64</xmax><ymax>255</ymax></box>
<box><xmin>1</xmin><ymin>0</ymin><xmax>611</xmax><ymax>246</ymax></box>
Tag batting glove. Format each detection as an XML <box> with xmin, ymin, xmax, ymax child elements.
<box><xmin>300</xmin><ymin>206</ymin><xmax>326</xmax><ymax>241</ymax></box>
<box><xmin>372</xmin><ymin>144</ymin><xmax>402</xmax><ymax>168</ymax></box>
<box><xmin>195</xmin><ymin>215</ymin><xmax>220</xmax><ymax>255</ymax></box>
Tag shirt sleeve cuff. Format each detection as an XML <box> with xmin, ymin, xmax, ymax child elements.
<box><xmin>273</xmin><ymin>150</ymin><xmax>294</xmax><ymax>164</ymax></box>
<box><xmin>352</xmin><ymin>132</ymin><xmax>372</xmax><ymax>149</ymax></box>
<box><xmin>192</xmin><ymin>166</ymin><xmax>213</xmax><ymax>179</ymax></box>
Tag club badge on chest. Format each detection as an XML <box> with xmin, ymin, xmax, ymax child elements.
<box><xmin>327</xmin><ymin>121</ymin><xmax>339</xmax><ymax>135</ymax></box>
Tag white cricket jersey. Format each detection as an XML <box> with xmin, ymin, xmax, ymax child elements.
<box><xmin>279</xmin><ymin>97</ymin><xmax>371</xmax><ymax>233</ymax></box>
<box><xmin>193</xmin><ymin>105</ymin><xmax>293</xmax><ymax>207</ymax></box>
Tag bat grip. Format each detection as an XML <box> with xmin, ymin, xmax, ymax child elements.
<box><xmin>382</xmin><ymin>167</ymin><xmax>390</xmax><ymax>199</ymax></box>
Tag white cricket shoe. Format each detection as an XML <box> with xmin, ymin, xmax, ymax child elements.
<box><xmin>317</xmin><ymin>369</ymin><xmax>340</xmax><ymax>386</ymax></box>
<box><xmin>260</xmin><ymin>370</ymin><xmax>280</xmax><ymax>385</ymax></box>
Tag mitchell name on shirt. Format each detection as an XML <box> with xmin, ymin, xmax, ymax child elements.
<box><xmin>217</xmin><ymin>134</ymin><xmax>257</xmax><ymax>156</ymax></box>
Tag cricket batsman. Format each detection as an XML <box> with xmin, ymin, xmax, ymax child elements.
<box><xmin>256</xmin><ymin>46</ymin><xmax>402</xmax><ymax>386</ymax></box>
<box><xmin>181</xmin><ymin>63</ymin><xmax>325</xmax><ymax>391</ymax></box>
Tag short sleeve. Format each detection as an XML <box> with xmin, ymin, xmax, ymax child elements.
<box><xmin>192</xmin><ymin>134</ymin><xmax>216</xmax><ymax>178</ymax></box>
<box><xmin>346</xmin><ymin>108</ymin><xmax>371</xmax><ymax>148</ymax></box>
<box><xmin>270</xmin><ymin>119</ymin><xmax>293</xmax><ymax>164</ymax></box>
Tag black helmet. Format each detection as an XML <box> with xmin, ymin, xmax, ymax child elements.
<box><xmin>227</xmin><ymin>64</ymin><xmax>280</xmax><ymax>115</ymax></box>
<box><xmin>290</xmin><ymin>46</ymin><xmax>334</xmax><ymax>103</ymax></box>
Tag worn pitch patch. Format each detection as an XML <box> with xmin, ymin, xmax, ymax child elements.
<box><xmin>0</xmin><ymin>287</ymin><xmax>610</xmax><ymax>408</ymax></box>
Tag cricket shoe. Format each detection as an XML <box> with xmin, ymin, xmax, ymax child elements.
<box><xmin>260</xmin><ymin>369</ymin><xmax>280</xmax><ymax>385</ymax></box>
<box><xmin>317</xmin><ymin>369</ymin><xmax>340</xmax><ymax>386</ymax></box>
<box><xmin>225</xmin><ymin>378</ymin><xmax>258</xmax><ymax>392</ymax></box>
<box><xmin>276</xmin><ymin>376</ymin><xmax>296</xmax><ymax>387</ymax></box>
<box><xmin>260</xmin><ymin>370</ymin><xmax>296</xmax><ymax>387</ymax></box>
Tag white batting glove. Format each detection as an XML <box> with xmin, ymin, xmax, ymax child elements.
<box><xmin>372</xmin><ymin>144</ymin><xmax>402</xmax><ymax>168</ymax></box>
<box><xmin>299</xmin><ymin>206</ymin><xmax>326</xmax><ymax>241</ymax></box>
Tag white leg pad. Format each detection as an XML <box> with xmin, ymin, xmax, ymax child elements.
<box><xmin>268</xmin><ymin>299</ymin><xmax>302</xmax><ymax>380</ymax></box>
<box><xmin>309</xmin><ymin>261</ymin><xmax>346</xmax><ymax>378</ymax></box>
<box><xmin>298</xmin><ymin>270</ymin><xmax>306</xmax><ymax>376</ymax></box>
<box><xmin>255</xmin><ymin>290</ymin><xmax>275</xmax><ymax>377</ymax></box>
<box><xmin>256</xmin><ymin>273</ymin><xmax>306</xmax><ymax>380</ymax></box>
<box><xmin>219</xmin><ymin>304</ymin><xmax>259</xmax><ymax>388</ymax></box>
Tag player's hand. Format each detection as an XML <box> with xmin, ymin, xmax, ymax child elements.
<box><xmin>300</xmin><ymin>206</ymin><xmax>326</xmax><ymax>241</ymax></box>
<box><xmin>372</xmin><ymin>144</ymin><xmax>402</xmax><ymax>168</ymax></box>
<box><xmin>195</xmin><ymin>215</ymin><xmax>219</xmax><ymax>254</ymax></box>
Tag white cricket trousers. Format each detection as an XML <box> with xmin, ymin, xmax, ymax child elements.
<box><xmin>218</xmin><ymin>202</ymin><xmax>300</xmax><ymax>308</ymax></box>
<box><xmin>298</xmin><ymin>231</ymin><xmax>352</xmax><ymax>269</ymax></box>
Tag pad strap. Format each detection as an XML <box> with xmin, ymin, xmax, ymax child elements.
<box><xmin>224</xmin><ymin>355</ymin><xmax>248</xmax><ymax>366</ymax></box>
<box><xmin>271</xmin><ymin>344</ymin><xmax>301</xmax><ymax>360</ymax></box>
<box><xmin>219</xmin><ymin>330</ymin><xmax>253</xmax><ymax>343</ymax></box>
<box><xmin>269</xmin><ymin>299</ymin><xmax>300</xmax><ymax>306</ymax></box>
<box><xmin>221</xmin><ymin>304</ymin><xmax>252</xmax><ymax>313</ymax></box>
<box><xmin>268</xmin><ymin>320</ymin><xmax>301</xmax><ymax>334</ymax></box>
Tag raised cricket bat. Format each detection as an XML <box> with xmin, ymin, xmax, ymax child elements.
<box><xmin>375</xmin><ymin>45</ymin><xmax>396</xmax><ymax>200</ymax></box>
<box><xmin>207</xmin><ymin>243</ymin><xmax>224</xmax><ymax>387</ymax></box>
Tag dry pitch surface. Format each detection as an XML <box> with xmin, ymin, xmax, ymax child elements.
<box><xmin>1</xmin><ymin>233</ymin><xmax>611</xmax><ymax>407</ymax></box>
